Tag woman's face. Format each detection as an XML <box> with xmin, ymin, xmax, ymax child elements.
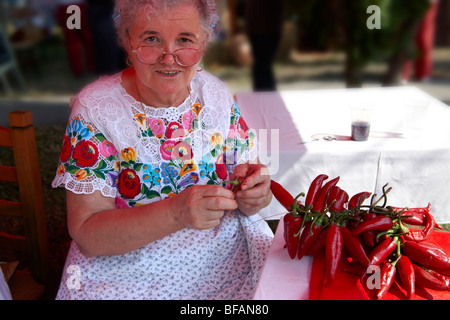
<box><xmin>127</xmin><ymin>4</ymin><xmax>206</xmax><ymax>105</ymax></box>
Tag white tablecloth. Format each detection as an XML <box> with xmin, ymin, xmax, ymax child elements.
<box><xmin>235</xmin><ymin>86</ymin><xmax>450</xmax><ymax>224</ymax></box>
<box><xmin>253</xmin><ymin>216</ymin><xmax>312</xmax><ymax>300</ymax></box>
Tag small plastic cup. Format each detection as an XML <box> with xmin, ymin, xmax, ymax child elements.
<box><xmin>350</xmin><ymin>105</ymin><xmax>372</xmax><ymax>141</ymax></box>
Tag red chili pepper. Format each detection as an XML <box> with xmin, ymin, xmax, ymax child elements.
<box><xmin>326</xmin><ymin>185</ymin><xmax>340</xmax><ymax>206</ymax></box>
<box><xmin>283</xmin><ymin>213</ymin><xmax>303</xmax><ymax>259</ymax></box>
<box><xmin>351</xmin><ymin>215</ymin><xmax>394</xmax><ymax>236</ymax></box>
<box><xmin>402</xmin><ymin>241</ymin><xmax>450</xmax><ymax>270</ymax></box>
<box><xmin>393</xmin><ymin>203</ymin><xmax>443</xmax><ymax>230</ymax></box>
<box><xmin>376</xmin><ymin>261</ymin><xmax>397</xmax><ymax>300</ymax></box>
<box><xmin>413</xmin><ymin>264</ymin><xmax>449</xmax><ymax>291</ymax></box>
<box><xmin>348</xmin><ymin>191</ymin><xmax>372</xmax><ymax>210</ymax></box>
<box><xmin>429</xmin><ymin>267</ymin><xmax>450</xmax><ymax>277</ymax></box>
<box><xmin>368</xmin><ymin>237</ymin><xmax>397</xmax><ymax>265</ymax></box>
<box><xmin>325</xmin><ymin>224</ymin><xmax>343</xmax><ymax>287</ymax></box>
<box><xmin>362</xmin><ymin>230</ymin><xmax>377</xmax><ymax>247</ymax></box>
<box><xmin>340</xmin><ymin>226</ymin><xmax>370</xmax><ymax>267</ymax></box>
<box><xmin>297</xmin><ymin>220</ymin><xmax>323</xmax><ymax>260</ymax></box>
<box><xmin>360</xmin><ymin>213</ymin><xmax>378</xmax><ymax>247</ymax></box>
<box><xmin>305</xmin><ymin>174</ymin><xmax>328</xmax><ymax>207</ymax></box>
<box><xmin>360</xmin><ymin>268</ymin><xmax>378</xmax><ymax>300</ymax></box>
<box><xmin>312</xmin><ymin>176</ymin><xmax>340</xmax><ymax>212</ymax></box>
<box><xmin>305</xmin><ymin>227</ymin><xmax>327</xmax><ymax>256</ymax></box>
<box><xmin>396</xmin><ymin>255</ymin><xmax>415</xmax><ymax>300</ymax></box>
<box><xmin>403</xmin><ymin>205</ymin><xmax>435</xmax><ymax>242</ymax></box>
<box><xmin>428</xmin><ymin>269</ymin><xmax>450</xmax><ymax>289</ymax></box>
<box><xmin>270</xmin><ymin>180</ymin><xmax>295</xmax><ymax>211</ymax></box>
<box><xmin>327</xmin><ymin>186</ymin><xmax>349</xmax><ymax>213</ymax></box>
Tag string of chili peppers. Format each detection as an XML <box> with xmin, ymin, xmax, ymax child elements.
<box><xmin>270</xmin><ymin>174</ymin><xmax>450</xmax><ymax>300</ymax></box>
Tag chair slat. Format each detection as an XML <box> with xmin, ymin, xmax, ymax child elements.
<box><xmin>0</xmin><ymin>232</ymin><xmax>27</xmax><ymax>251</ymax></box>
<box><xmin>0</xmin><ymin>165</ymin><xmax>18</xmax><ymax>182</ymax></box>
<box><xmin>0</xmin><ymin>199</ymin><xmax>23</xmax><ymax>217</ymax></box>
<box><xmin>1</xmin><ymin>110</ymin><xmax>51</xmax><ymax>299</ymax></box>
<box><xmin>0</xmin><ymin>126</ymin><xmax>12</xmax><ymax>147</ymax></box>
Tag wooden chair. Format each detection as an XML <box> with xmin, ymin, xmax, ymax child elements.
<box><xmin>0</xmin><ymin>110</ymin><xmax>51</xmax><ymax>299</ymax></box>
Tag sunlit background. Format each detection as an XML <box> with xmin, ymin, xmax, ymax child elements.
<box><xmin>0</xmin><ymin>0</ymin><xmax>449</xmax><ymax>109</ymax></box>
<box><xmin>0</xmin><ymin>0</ymin><xmax>449</xmax><ymax>287</ymax></box>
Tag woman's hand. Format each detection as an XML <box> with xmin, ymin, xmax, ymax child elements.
<box><xmin>232</xmin><ymin>163</ymin><xmax>272</xmax><ymax>216</ymax></box>
<box><xmin>170</xmin><ymin>185</ymin><xmax>238</xmax><ymax>230</ymax></box>
<box><xmin>66</xmin><ymin>186</ymin><xmax>237</xmax><ymax>257</ymax></box>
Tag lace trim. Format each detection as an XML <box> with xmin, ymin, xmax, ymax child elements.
<box><xmin>52</xmin><ymin>71</ymin><xmax>256</xmax><ymax>200</ymax></box>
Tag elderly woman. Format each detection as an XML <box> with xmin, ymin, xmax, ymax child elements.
<box><xmin>52</xmin><ymin>0</ymin><xmax>274</xmax><ymax>300</ymax></box>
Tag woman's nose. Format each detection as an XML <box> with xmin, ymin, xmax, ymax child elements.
<box><xmin>160</xmin><ymin>50</ymin><xmax>177</xmax><ymax>65</ymax></box>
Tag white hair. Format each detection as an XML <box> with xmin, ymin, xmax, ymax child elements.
<box><xmin>113</xmin><ymin>0</ymin><xmax>220</xmax><ymax>47</ymax></box>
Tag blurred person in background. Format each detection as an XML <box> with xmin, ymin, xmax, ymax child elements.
<box><xmin>55</xmin><ymin>0</ymin><xmax>95</xmax><ymax>77</ymax></box>
<box><xmin>245</xmin><ymin>0</ymin><xmax>283</xmax><ymax>91</ymax></box>
<box><xmin>87</xmin><ymin>0</ymin><xmax>124</xmax><ymax>75</ymax></box>
<box><xmin>402</xmin><ymin>0</ymin><xmax>439</xmax><ymax>83</ymax></box>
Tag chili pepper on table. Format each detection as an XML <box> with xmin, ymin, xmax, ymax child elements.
<box><xmin>359</xmin><ymin>212</ymin><xmax>377</xmax><ymax>247</ymax></box>
<box><xmin>327</xmin><ymin>186</ymin><xmax>349</xmax><ymax>213</ymax></box>
<box><xmin>305</xmin><ymin>227</ymin><xmax>327</xmax><ymax>256</ymax></box>
<box><xmin>312</xmin><ymin>176</ymin><xmax>340</xmax><ymax>212</ymax></box>
<box><xmin>325</xmin><ymin>223</ymin><xmax>343</xmax><ymax>287</ymax></box>
<box><xmin>428</xmin><ymin>269</ymin><xmax>450</xmax><ymax>289</ymax></box>
<box><xmin>270</xmin><ymin>180</ymin><xmax>295</xmax><ymax>212</ymax></box>
<box><xmin>274</xmin><ymin>184</ymin><xmax>305</xmax><ymax>260</ymax></box>
<box><xmin>305</xmin><ymin>174</ymin><xmax>328</xmax><ymax>208</ymax></box>
<box><xmin>360</xmin><ymin>268</ymin><xmax>378</xmax><ymax>300</ymax></box>
<box><xmin>362</xmin><ymin>230</ymin><xmax>377</xmax><ymax>247</ymax></box>
<box><xmin>340</xmin><ymin>226</ymin><xmax>370</xmax><ymax>267</ymax></box>
<box><xmin>297</xmin><ymin>220</ymin><xmax>323</xmax><ymax>260</ymax></box>
<box><xmin>391</xmin><ymin>203</ymin><xmax>443</xmax><ymax>230</ymax></box>
<box><xmin>403</xmin><ymin>206</ymin><xmax>436</xmax><ymax>242</ymax></box>
<box><xmin>351</xmin><ymin>215</ymin><xmax>394</xmax><ymax>236</ymax></box>
<box><xmin>348</xmin><ymin>191</ymin><xmax>372</xmax><ymax>210</ymax></box>
<box><xmin>402</xmin><ymin>240</ymin><xmax>450</xmax><ymax>270</ymax></box>
<box><xmin>429</xmin><ymin>267</ymin><xmax>450</xmax><ymax>277</ymax></box>
<box><xmin>283</xmin><ymin>213</ymin><xmax>303</xmax><ymax>259</ymax></box>
<box><xmin>396</xmin><ymin>255</ymin><xmax>415</xmax><ymax>300</ymax></box>
<box><xmin>375</xmin><ymin>261</ymin><xmax>397</xmax><ymax>299</ymax></box>
<box><xmin>326</xmin><ymin>185</ymin><xmax>340</xmax><ymax>206</ymax></box>
<box><xmin>368</xmin><ymin>236</ymin><xmax>398</xmax><ymax>266</ymax></box>
<box><xmin>413</xmin><ymin>264</ymin><xmax>449</xmax><ymax>291</ymax></box>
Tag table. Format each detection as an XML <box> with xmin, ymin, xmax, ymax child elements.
<box><xmin>235</xmin><ymin>86</ymin><xmax>450</xmax><ymax>224</ymax></box>
<box><xmin>253</xmin><ymin>216</ymin><xmax>450</xmax><ymax>300</ymax></box>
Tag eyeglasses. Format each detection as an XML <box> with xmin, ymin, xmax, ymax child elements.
<box><xmin>131</xmin><ymin>46</ymin><xmax>204</xmax><ymax>67</ymax></box>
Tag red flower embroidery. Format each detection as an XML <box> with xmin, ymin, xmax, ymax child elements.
<box><xmin>237</xmin><ymin>117</ymin><xmax>249</xmax><ymax>139</ymax></box>
<box><xmin>172</xmin><ymin>141</ymin><xmax>193</xmax><ymax>161</ymax></box>
<box><xmin>60</xmin><ymin>135</ymin><xmax>72</xmax><ymax>163</ymax></box>
<box><xmin>118</xmin><ymin>168</ymin><xmax>141</xmax><ymax>199</ymax></box>
<box><xmin>215</xmin><ymin>154</ymin><xmax>228</xmax><ymax>180</ymax></box>
<box><xmin>72</xmin><ymin>140</ymin><xmax>99</xmax><ymax>168</ymax></box>
<box><xmin>165</xmin><ymin>122</ymin><xmax>185</xmax><ymax>139</ymax></box>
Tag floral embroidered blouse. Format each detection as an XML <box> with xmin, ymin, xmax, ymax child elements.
<box><xmin>52</xmin><ymin>70</ymin><xmax>273</xmax><ymax>300</ymax></box>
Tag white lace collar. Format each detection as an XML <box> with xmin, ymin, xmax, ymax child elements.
<box><xmin>113</xmin><ymin>71</ymin><xmax>201</xmax><ymax>116</ymax></box>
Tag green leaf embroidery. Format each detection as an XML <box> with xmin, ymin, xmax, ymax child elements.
<box><xmin>161</xmin><ymin>185</ymin><xmax>173</xmax><ymax>195</ymax></box>
<box><xmin>146</xmin><ymin>190</ymin><xmax>160</xmax><ymax>199</ymax></box>
<box><xmin>93</xmin><ymin>170</ymin><xmax>105</xmax><ymax>179</ymax></box>
<box><xmin>94</xmin><ymin>133</ymin><xmax>106</xmax><ymax>142</ymax></box>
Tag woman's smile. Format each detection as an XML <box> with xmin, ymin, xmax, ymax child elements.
<box><xmin>156</xmin><ymin>70</ymin><xmax>182</xmax><ymax>77</ymax></box>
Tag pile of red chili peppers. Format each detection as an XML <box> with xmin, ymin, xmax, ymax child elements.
<box><xmin>270</xmin><ymin>174</ymin><xmax>450</xmax><ymax>300</ymax></box>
